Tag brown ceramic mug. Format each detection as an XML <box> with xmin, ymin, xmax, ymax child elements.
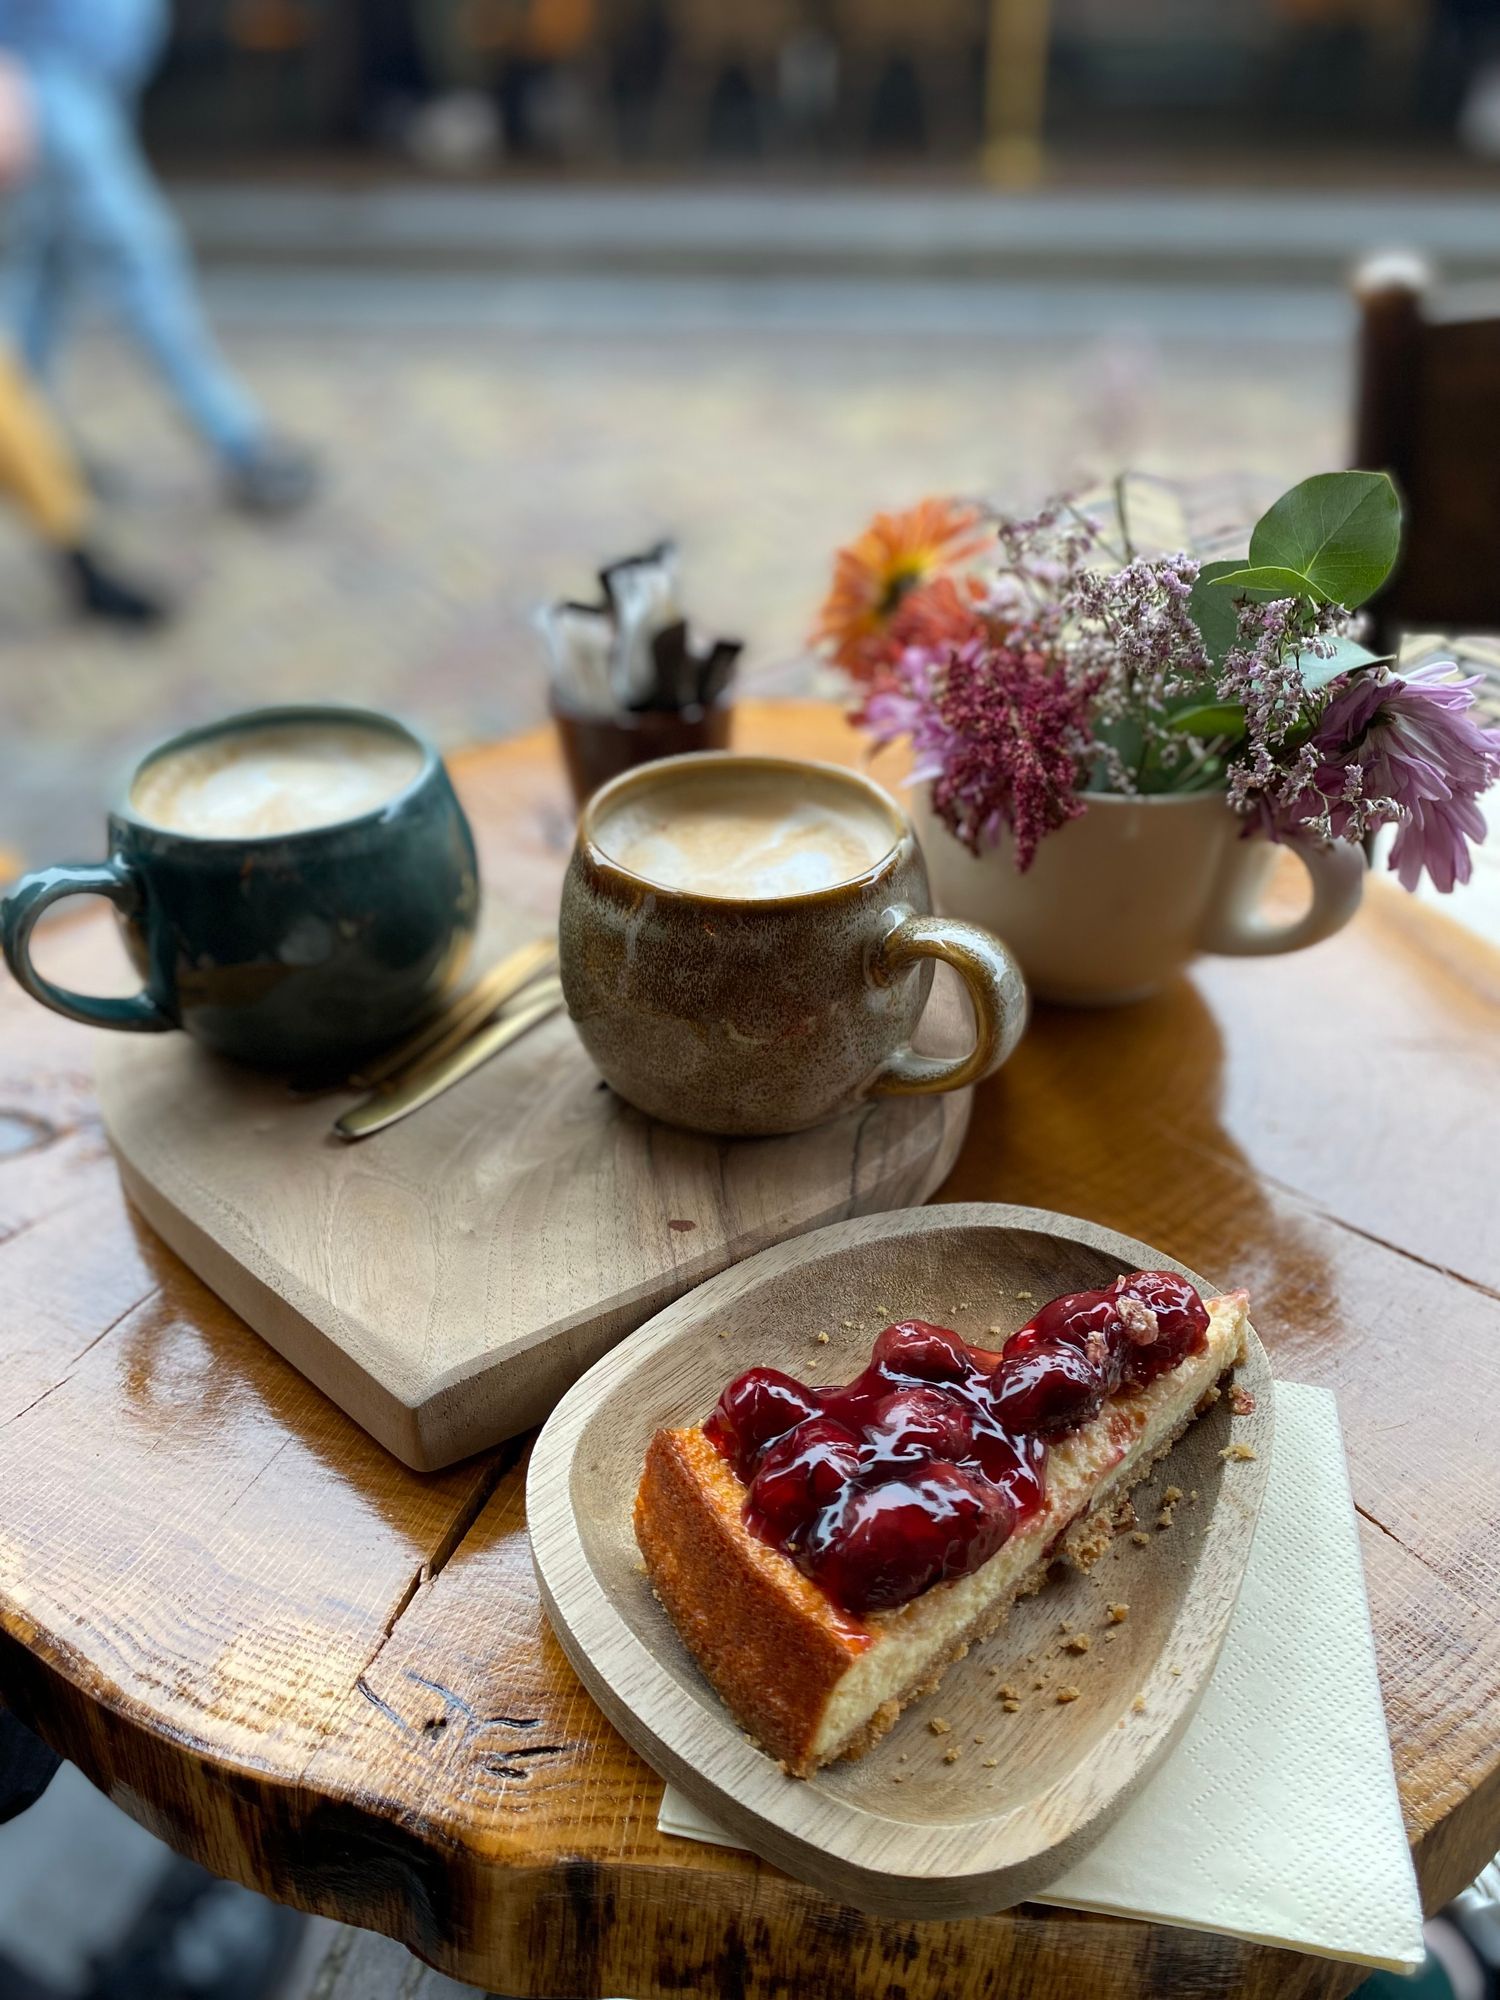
<box><xmin>558</xmin><ymin>752</ymin><xmax>1028</xmax><ymax>1136</ymax></box>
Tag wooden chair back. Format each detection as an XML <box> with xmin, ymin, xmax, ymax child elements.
<box><xmin>1353</xmin><ymin>253</ymin><xmax>1500</xmax><ymax>649</ymax></box>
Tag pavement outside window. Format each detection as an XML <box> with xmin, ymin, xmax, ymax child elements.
<box><xmin>0</xmin><ymin>186</ymin><xmax>1356</xmax><ymax>866</ymax></box>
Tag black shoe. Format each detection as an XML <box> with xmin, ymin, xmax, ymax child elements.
<box><xmin>61</xmin><ymin>547</ymin><xmax>171</xmax><ymax>628</ymax></box>
<box><xmin>225</xmin><ymin>437</ymin><xmax>321</xmax><ymax>517</ymax></box>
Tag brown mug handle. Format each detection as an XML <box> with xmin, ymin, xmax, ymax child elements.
<box><xmin>868</xmin><ymin>912</ymin><xmax>1029</xmax><ymax>1097</ymax></box>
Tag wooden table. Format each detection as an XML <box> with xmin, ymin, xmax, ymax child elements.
<box><xmin>2</xmin><ymin>699</ymin><xmax>1497</xmax><ymax>2000</ymax></box>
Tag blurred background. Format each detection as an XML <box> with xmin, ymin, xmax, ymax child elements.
<box><xmin>3</xmin><ymin>0</ymin><xmax>1500</xmax><ymax>877</ymax></box>
<box><xmin>2</xmin><ymin>2</ymin><xmax>1500</xmax><ymax>1996</ymax></box>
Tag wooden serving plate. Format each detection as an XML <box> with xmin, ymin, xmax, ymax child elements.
<box><xmin>94</xmin><ymin>905</ymin><xmax>974</xmax><ymax>1470</ymax></box>
<box><xmin>529</xmin><ymin>1202</ymin><xmax>1275</xmax><ymax>1919</ymax></box>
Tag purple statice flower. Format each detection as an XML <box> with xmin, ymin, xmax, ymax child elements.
<box><xmin>1270</xmin><ymin>663</ymin><xmax>1500</xmax><ymax>892</ymax></box>
<box><xmin>1067</xmin><ymin>550</ymin><xmax>1208</xmax><ymax>787</ymax></box>
<box><xmin>1218</xmin><ymin>597</ymin><xmax>1357</xmax><ymax>814</ymax></box>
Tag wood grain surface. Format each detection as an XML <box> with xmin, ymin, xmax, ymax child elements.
<box><xmin>0</xmin><ymin>700</ymin><xmax>1497</xmax><ymax>2000</ymax></box>
<box><xmin>94</xmin><ymin>903</ymin><xmax>971</xmax><ymax>1469</ymax></box>
<box><xmin>532</xmin><ymin>1205</ymin><xmax>1273</xmax><ymax>1917</ymax></box>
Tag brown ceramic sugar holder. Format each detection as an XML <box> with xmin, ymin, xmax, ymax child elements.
<box><xmin>550</xmin><ymin>690</ymin><xmax>733</xmax><ymax>809</ymax></box>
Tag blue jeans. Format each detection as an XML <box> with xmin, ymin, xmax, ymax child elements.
<box><xmin>8</xmin><ymin>63</ymin><xmax>262</xmax><ymax>464</ymax></box>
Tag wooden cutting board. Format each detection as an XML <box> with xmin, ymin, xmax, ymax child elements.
<box><xmin>94</xmin><ymin>907</ymin><xmax>974</xmax><ymax>1469</ymax></box>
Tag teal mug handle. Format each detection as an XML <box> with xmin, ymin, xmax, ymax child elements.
<box><xmin>1</xmin><ymin>860</ymin><xmax>174</xmax><ymax>1032</ymax></box>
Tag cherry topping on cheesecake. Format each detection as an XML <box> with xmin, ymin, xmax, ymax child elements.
<box><xmin>746</xmin><ymin>1416</ymin><xmax>863</xmax><ymax>1537</ymax></box>
<box><xmin>869</xmin><ymin>1319</ymin><xmax>975</xmax><ymax>1385</ymax></box>
<box><xmin>803</xmin><ymin>1463</ymin><xmax>1015</xmax><ymax>1613</ymax></box>
<box><xmin>705</xmin><ymin>1365</ymin><xmax>821</xmax><ymax>1477</ymax></box>
<box><xmin>705</xmin><ymin>1271</ymin><xmax>1210</xmax><ymax>1616</ymax></box>
<box><xmin>1110</xmin><ymin>1270</ymin><xmax>1209</xmax><ymax>1384</ymax></box>
<box><xmin>863</xmin><ymin>1386</ymin><xmax>976</xmax><ymax>1465</ymax></box>
<box><xmin>989</xmin><ymin>1335</ymin><xmax>1107</xmax><ymax>1437</ymax></box>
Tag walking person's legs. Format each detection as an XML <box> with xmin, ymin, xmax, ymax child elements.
<box><xmin>7</xmin><ymin>171</ymin><xmax>72</xmax><ymax>389</ymax></box>
<box><xmin>27</xmin><ymin>65</ymin><xmax>318</xmax><ymax>513</ymax></box>
<box><xmin>0</xmin><ymin>53</ymin><xmax>75</xmax><ymax>408</ymax></box>
<box><xmin>0</xmin><ymin>344</ymin><xmax>168</xmax><ymax>622</ymax></box>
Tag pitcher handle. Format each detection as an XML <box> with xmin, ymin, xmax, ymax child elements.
<box><xmin>1198</xmin><ymin>839</ymin><xmax>1365</xmax><ymax>958</ymax></box>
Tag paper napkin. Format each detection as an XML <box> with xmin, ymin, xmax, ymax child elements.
<box><xmin>658</xmin><ymin>1382</ymin><xmax>1425</xmax><ymax>1973</ymax></box>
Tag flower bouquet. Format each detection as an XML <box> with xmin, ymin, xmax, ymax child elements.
<box><xmin>812</xmin><ymin>474</ymin><xmax>1500</xmax><ymax>1003</ymax></box>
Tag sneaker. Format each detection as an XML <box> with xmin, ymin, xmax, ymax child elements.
<box><xmin>225</xmin><ymin>437</ymin><xmax>321</xmax><ymax>518</ymax></box>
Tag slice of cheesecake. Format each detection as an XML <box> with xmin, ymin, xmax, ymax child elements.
<box><xmin>635</xmin><ymin>1275</ymin><xmax>1248</xmax><ymax>1776</ymax></box>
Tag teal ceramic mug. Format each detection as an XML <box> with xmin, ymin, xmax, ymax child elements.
<box><xmin>0</xmin><ymin>704</ymin><xmax>479</xmax><ymax>1071</ymax></box>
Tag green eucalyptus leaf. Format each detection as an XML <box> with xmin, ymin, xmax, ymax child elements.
<box><xmin>1167</xmin><ymin>701</ymin><xmax>1247</xmax><ymax>740</ymax></box>
<box><xmin>1246</xmin><ymin>469</ymin><xmax>1401</xmax><ymax>608</ymax></box>
<box><xmin>1211</xmin><ymin>562</ymin><xmax>1321</xmax><ymax>601</ymax></box>
<box><xmin>1187</xmin><ymin>557</ymin><xmax>1247</xmax><ymax>666</ymax></box>
<box><xmin>1293</xmin><ymin>632</ymin><xmax>1392</xmax><ymax>694</ymax></box>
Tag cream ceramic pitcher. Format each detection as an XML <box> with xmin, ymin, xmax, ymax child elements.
<box><xmin>914</xmin><ymin>789</ymin><xmax>1365</xmax><ymax>1006</ymax></box>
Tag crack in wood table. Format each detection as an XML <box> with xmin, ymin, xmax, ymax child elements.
<box><xmin>1</xmin><ymin>699</ymin><xmax>1497</xmax><ymax>2000</ymax></box>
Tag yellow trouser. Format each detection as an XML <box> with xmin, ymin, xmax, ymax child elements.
<box><xmin>0</xmin><ymin>348</ymin><xmax>87</xmax><ymax>546</ymax></box>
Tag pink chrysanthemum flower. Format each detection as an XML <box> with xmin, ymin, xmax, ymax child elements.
<box><xmin>1275</xmin><ymin>663</ymin><xmax>1500</xmax><ymax>893</ymax></box>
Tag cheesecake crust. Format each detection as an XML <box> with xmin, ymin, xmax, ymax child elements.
<box><xmin>636</xmin><ymin>1427</ymin><xmax>871</xmax><ymax>1772</ymax></box>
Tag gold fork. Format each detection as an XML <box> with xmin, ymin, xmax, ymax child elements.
<box><xmin>334</xmin><ymin>972</ymin><xmax>565</xmax><ymax>1141</ymax></box>
<box><xmin>348</xmin><ymin>936</ymin><xmax>557</xmax><ymax>1091</ymax></box>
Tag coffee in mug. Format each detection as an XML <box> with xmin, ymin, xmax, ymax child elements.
<box><xmin>595</xmin><ymin>762</ymin><xmax>893</xmax><ymax>899</ymax></box>
<box><xmin>560</xmin><ymin>753</ymin><xmax>1029</xmax><ymax>1137</ymax></box>
<box><xmin>1</xmin><ymin>706</ymin><xmax>478</xmax><ymax>1071</ymax></box>
<box><xmin>130</xmin><ymin>720</ymin><xmax>425</xmax><ymax>841</ymax></box>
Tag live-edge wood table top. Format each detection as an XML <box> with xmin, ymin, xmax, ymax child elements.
<box><xmin>1</xmin><ymin>700</ymin><xmax>1497</xmax><ymax>2000</ymax></box>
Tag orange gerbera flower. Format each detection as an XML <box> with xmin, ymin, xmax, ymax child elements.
<box><xmin>812</xmin><ymin>498</ymin><xmax>991</xmax><ymax>683</ymax></box>
<box><xmin>887</xmin><ymin>572</ymin><xmax>991</xmax><ymax>658</ymax></box>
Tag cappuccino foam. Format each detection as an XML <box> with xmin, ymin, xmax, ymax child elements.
<box><xmin>132</xmin><ymin>721</ymin><xmax>424</xmax><ymax>839</ymax></box>
<box><xmin>597</xmin><ymin>768</ymin><xmax>895</xmax><ymax>899</ymax></box>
